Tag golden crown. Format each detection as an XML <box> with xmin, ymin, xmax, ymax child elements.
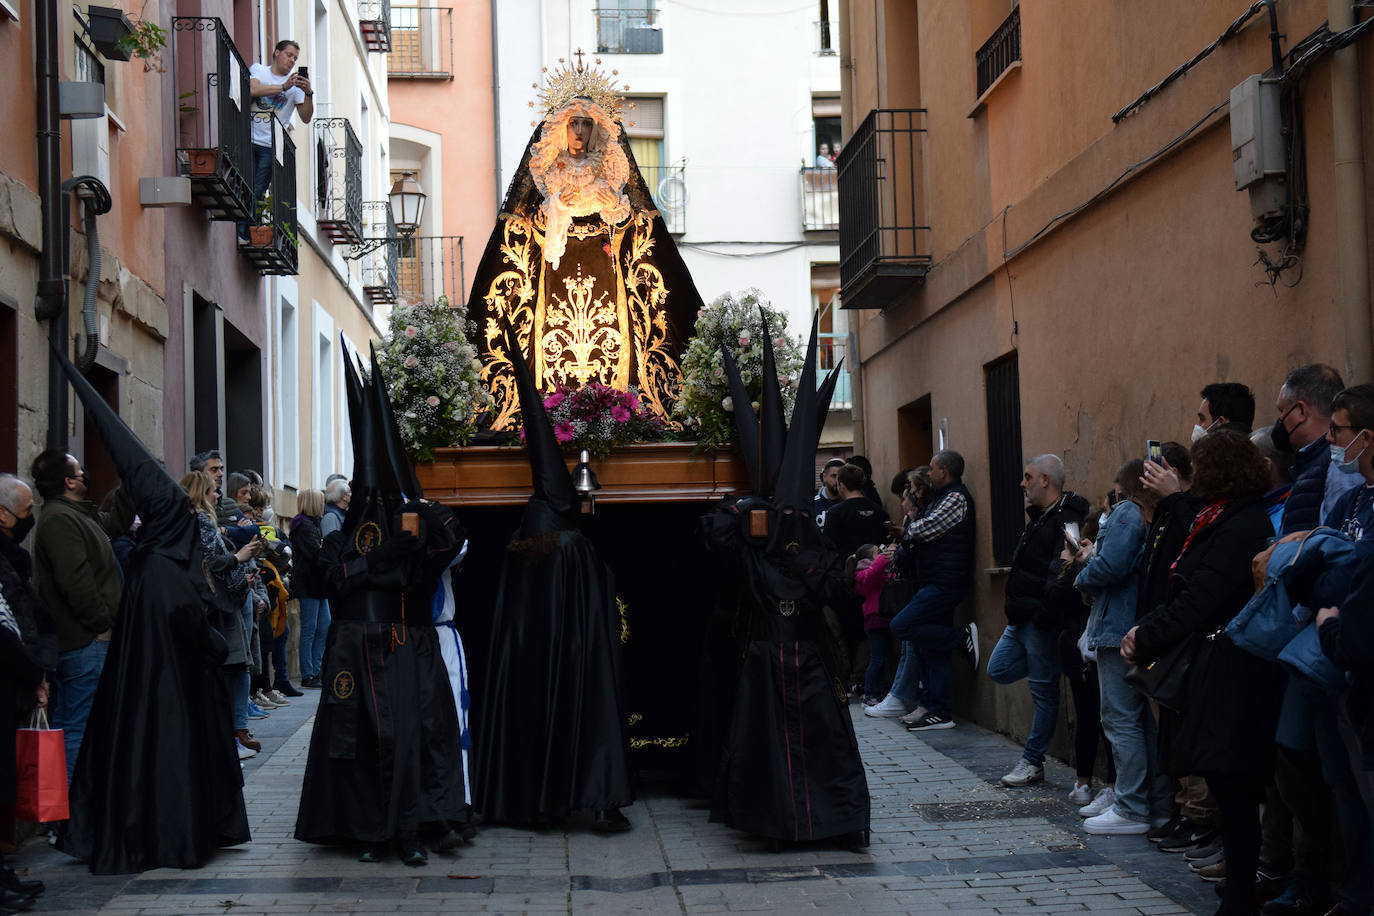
<box><xmin>529</xmin><ymin>50</ymin><xmax>632</xmax><ymax>123</ymax></box>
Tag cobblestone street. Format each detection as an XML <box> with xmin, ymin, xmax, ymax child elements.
<box><xmin>11</xmin><ymin>699</ymin><xmax>1214</xmax><ymax>915</ymax></box>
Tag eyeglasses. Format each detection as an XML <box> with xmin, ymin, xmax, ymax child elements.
<box><xmin>1330</xmin><ymin>423</ymin><xmax>1362</xmax><ymax>435</ymax></box>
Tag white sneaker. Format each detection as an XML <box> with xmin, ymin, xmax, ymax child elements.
<box><xmin>1068</xmin><ymin>782</ymin><xmax>1094</xmax><ymax>806</ymax></box>
<box><xmin>236</xmin><ymin>739</ymin><xmax>258</xmax><ymax>760</ymax></box>
<box><xmin>1078</xmin><ymin>786</ymin><xmax>1116</xmax><ymax>817</ymax></box>
<box><xmin>266</xmin><ymin>689</ymin><xmax>291</xmax><ymax>706</ymax></box>
<box><xmin>1000</xmin><ymin>758</ymin><xmax>1044</xmax><ymax>787</ymax></box>
<box><xmin>863</xmin><ymin>694</ymin><xmax>910</xmax><ymax>718</ymax></box>
<box><xmin>899</xmin><ymin>705</ymin><xmax>930</xmax><ymax>725</ymax></box>
<box><xmin>1083</xmin><ymin>806</ymin><xmax>1151</xmax><ymax>835</ymax></box>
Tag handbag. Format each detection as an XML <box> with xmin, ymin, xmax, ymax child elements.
<box><xmin>877</xmin><ymin>576</ymin><xmax>915</xmax><ymax>621</ymax></box>
<box><xmin>1123</xmin><ymin>631</ymin><xmax>1210</xmax><ymax>712</ymax></box>
<box><xmin>1226</xmin><ymin>530</ymin><xmax>1337</xmax><ymax>660</ymax></box>
<box><xmin>1277</xmin><ymin>623</ymin><xmax>1348</xmax><ymax>695</ymax></box>
<box><xmin>14</xmin><ymin>708</ymin><xmax>69</xmax><ymax>823</ymax></box>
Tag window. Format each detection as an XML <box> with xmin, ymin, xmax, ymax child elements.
<box><xmin>313</xmin><ymin>0</ymin><xmax>330</xmax><ymax>107</ymax></box>
<box><xmin>812</xmin><ymin>95</ymin><xmax>841</xmax><ymax>162</ymax></box>
<box><xmin>816</xmin><ymin>0</ymin><xmax>835</xmax><ymax>55</ymax></box>
<box><xmin>596</xmin><ymin>1</ymin><xmax>660</xmax><ymax>54</ymax></box>
<box><xmin>313</xmin><ymin>305</ymin><xmax>335</xmax><ymax>487</ymax></box>
<box><xmin>985</xmin><ymin>353</ymin><xmax>1024</xmax><ymax>566</ymax></box>
<box><xmin>277</xmin><ymin>294</ymin><xmax>299</xmax><ymax>486</ymax></box>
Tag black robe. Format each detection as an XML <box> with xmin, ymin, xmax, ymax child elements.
<box><xmin>294</xmin><ymin>523</ymin><xmax>470</xmax><ymax>846</ymax></box>
<box><xmin>62</xmin><ymin>549</ymin><xmax>249</xmax><ymax>874</ymax></box>
<box><xmin>475</xmin><ymin>523</ymin><xmax>633</xmax><ymax>824</ymax></box>
<box><xmin>703</xmin><ymin>506</ymin><xmax>870</xmax><ymax>844</ymax></box>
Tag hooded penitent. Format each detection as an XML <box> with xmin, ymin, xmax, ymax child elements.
<box><xmin>51</xmin><ymin>344</ymin><xmax>250</xmax><ymax>875</ymax></box>
<box><xmin>294</xmin><ymin>336</ymin><xmax>470</xmax><ymax>856</ymax></box>
<box><xmin>474</xmin><ymin>317</ymin><xmax>634</xmax><ymax>826</ymax></box>
<box><xmin>700</xmin><ymin>309</ymin><xmax>871</xmax><ymax>846</ymax></box>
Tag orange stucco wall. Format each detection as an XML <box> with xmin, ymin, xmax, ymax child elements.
<box><xmin>843</xmin><ymin>0</ymin><xmax>1374</xmax><ymax>750</ymax></box>
<box><xmin>387</xmin><ymin>0</ymin><xmax>496</xmax><ymax>302</ymax></box>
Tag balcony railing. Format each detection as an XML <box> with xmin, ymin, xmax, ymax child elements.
<box><xmin>240</xmin><ymin>127</ymin><xmax>298</xmax><ymax>275</ymax></box>
<box><xmin>818</xmin><ymin>332</ymin><xmax>851</xmax><ymax>409</ymax></box>
<box><xmin>397</xmin><ymin>235</ymin><xmax>464</xmax><ymax>305</ymax></box>
<box><xmin>360</xmin><ymin>201</ymin><xmax>399</xmax><ymax>305</ymax></box>
<box><xmin>814</xmin><ymin>18</ymin><xmax>837</xmax><ymax>56</ymax></box>
<box><xmin>976</xmin><ymin>5</ymin><xmax>1021</xmax><ymax>98</ymax></box>
<box><xmin>171</xmin><ymin>17</ymin><xmax>253</xmax><ymax>221</ymax></box>
<box><xmin>314</xmin><ymin>118</ymin><xmax>363</xmax><ymax>245</ymax></box>
<box><xmin>596</xmin><ymin>6</ymin><xmax>662</xmax><ymax>54</ymax></box>
<box><xmin>837</xmin><ymin>109</ymin><xmax>932</xmax><ymax>310</ymax></box>
<box><xmin>801</xmin><ymin>166</ymin><xmax>838</xmax><ymax>231</ymax></box>
<box><xmin>359</xmin><ymin>0</ymin><xmax>391</xmax><ymax>53</ymax></box>
<box><xmin>387</xmin><ymin>5</ymin><xmax>453</xmax><ymax>79</ymax></box>
<box><xmin>641</xmin><ymin>162</ymin><xmax>686</xmax><ymax>235</ymax></box>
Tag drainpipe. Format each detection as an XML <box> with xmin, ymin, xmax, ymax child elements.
<box><xmin>34</xmin><ymin>0</ymin><xmax>67</xmax><ymax>449</ymax></box>
<box><xmin>490</xmin><ymin>0</ymin><xmax>502</xmax><ymax>213</ymax></box>
<box><xmin>1329</xmin><ymin>0</ymin><xmax>1372</xmax><ymax>383</ymax></box>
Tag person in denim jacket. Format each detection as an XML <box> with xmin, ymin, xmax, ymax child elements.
<box><xmin>1074</xmin><ymin>459</ymin><xmax>1170</xmax><ymax>835</ymax></box>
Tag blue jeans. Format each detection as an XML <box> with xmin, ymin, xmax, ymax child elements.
<box><xmin>297</xmin><ymin>597</ymin><xmax>330</xmax><ymax>678</ymax></box>
<box><xmin>233</xmin><ymin>668</ymin><xmax>250</xmax><ymax>731</ymax></box>
<box><xmin>864</xmin><ymin>629</ymin><xmax>889</xmax><ymax>698</ymax></box>
<box><xmin>890</xmin><ymin>584</ymin><xmax>965</xmax><ymax>717</ymax></box>
<box><xmin>51</xmin><ymin>638</ymin><xmax>109</xmax><ymax>784</ymax></box>
<box><xmin>987</xmin><ymin>622</ymin><xmax>1061</xmax><ymax>766</ymax></box>
<box><xmin>1096</xmin><ymin>648</ymin><xmax>1171</xmax><ymax>821</ymax></box>
<box><xmin>271</xmin><ymin>622</ymin><xmax>290</xmax><ymax>688</ymax></box>
<box><xmin>238</xmin><ymin>144</ymin><xmax>273</xmax><ymax>239</ymax></box>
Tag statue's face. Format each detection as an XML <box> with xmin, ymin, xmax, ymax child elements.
<box><xmin>566</xmin><ymin>116</ymin><xmax>594</xmax><ymax>159</ymax></box>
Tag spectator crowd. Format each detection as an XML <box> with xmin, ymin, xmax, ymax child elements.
<box><xmin>817</xmin><ymin>365</ymin><xmax>1374</xmax><ymax>916</ymax></box>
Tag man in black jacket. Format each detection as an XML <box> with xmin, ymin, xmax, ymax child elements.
<box><xmin>987</xmin><ymin>454</ymin><xmax>1088</xmax><ymax>787</ymax></box>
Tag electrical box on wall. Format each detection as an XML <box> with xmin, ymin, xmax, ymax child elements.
<box><xmin>1230</xmin><ymin>75</ymin><xmax>1286</xmax><ymax>219</ymax></box>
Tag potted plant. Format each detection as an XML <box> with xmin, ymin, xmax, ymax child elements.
<box><xmin>115</xmin><ymin>19</ymin><xmax>168</xmax><ymax>72</ymax></box>
<box><xmin>86</xmin><ymin>6</ymin><xmax>134</xmax><ymax>61</ymax></box>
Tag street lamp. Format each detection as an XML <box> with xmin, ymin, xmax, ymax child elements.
<box><xmin>388</xmin><ymin>171</ymin><xmax>426</xmax><ymax>236</ymax></box>
<box><xmin>346</xmin><ymin>171</ymin><xmax>428</xmax><ymax>259</ymax></box>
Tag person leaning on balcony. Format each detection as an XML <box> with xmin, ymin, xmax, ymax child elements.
<box><xmin>242</xmin><ymin>39</ymin><xmax>313</xmax><ymax>242</ymax></box>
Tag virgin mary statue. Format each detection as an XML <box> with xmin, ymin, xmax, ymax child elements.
<box><xmin>467</xmin><ymin>56</ymin><xmax>704</xmax><ymax>429</ymax></box>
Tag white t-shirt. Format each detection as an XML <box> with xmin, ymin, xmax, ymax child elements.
<box><xmin>249</xmin><ymin>62</ymin><xmax>305</xmax><ymax>148</ymax></box>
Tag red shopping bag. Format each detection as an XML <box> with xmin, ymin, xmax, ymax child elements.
<box><xmin>14</xmin><ymin>709</ymin><xmax>69</xmax><ymax>822</ymax></box>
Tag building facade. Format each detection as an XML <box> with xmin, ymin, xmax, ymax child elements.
<box><xmin>838</xmin><ymin>0</ymin><xmax>1374</xmax><ymax>745</ymax></box>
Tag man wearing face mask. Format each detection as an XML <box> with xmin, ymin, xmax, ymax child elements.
<box><xmin>1272</xmin><ymin>364</ymin><xmax>1362</xmax><ymax>536</ymax></box>
<box><xmin>1192</xmin><ymin>382</ymin><xmax>1256</xmax><ymax>443</ymax></box>
<box><xmin>29</xmin><ymin>450</ymin><xmax>134</xmax><ymax>784</ymax></box>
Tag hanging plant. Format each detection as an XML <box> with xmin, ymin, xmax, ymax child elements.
<box><xmin>115</xmin><ymin>19</ymin><xmax>168</xmax><ymax>72</ymax></box>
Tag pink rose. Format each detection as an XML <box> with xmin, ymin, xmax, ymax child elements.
<box><xmin>544</xmin><ymin>391</ymin><xmax>566</xmax><ymax>410</ymax></box>
<box><xmin>611</xmin><ymin>405</ymin><xmax>631</xmax><ymax>422</ymax></box>
<box><xmin>426</xmin><ymin>395</ymin><xmax>440</xmax><ymax>407</ymax></box>
<box><xmin>404</xmin><ymin>355</ymin><xmax>419</xmax><ymax>369</ymax></box>
<box><xmin>444</xmin><ymin>340</ymin><xmax>460</xmax><ymax>352</ymax></box>
<box><xmin>404</xmin><ymin>326</ymin><xmax>419</xmax><ymax>338</ymax></box>
<box><xmin>738</xmin><ymin>335</ymin><xmax>750</xmax><ymax>347</ymax></box>
<box><xmin>775</xmin><ymin>336</ymin><xmax>786</xmax><ymax>348</ymax></box>
<box><xmin>554</xmin><ymin>421</ymin><xmax>576</xmax><ymax>443</ymax></box>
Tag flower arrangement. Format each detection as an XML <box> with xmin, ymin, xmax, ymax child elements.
<box><xmin>673</xmin><ymin>289</ymin><xmax>804</xmax><ymax>452</ymax></box>
<box><xmin>376</xmin><ymin>296</ymin><xmax>493</xmax><ymax>461</ymax></box>
<box><xmin>534</xmin><ymin>382</ymin><xmax>669</xmax><ymax>460</ymax></box>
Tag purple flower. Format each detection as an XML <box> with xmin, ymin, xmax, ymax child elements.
<box><xmin>544</xmin><ymin>391</ymin><xmax>566</xmax><ymax>410</ymax></box>
<box><xmin>554</xmin><ymin>421</ymin><xmax>576</xmax><ymax>442</ymax></box>
<box><xmin>611</xmin><ymin>405</ymin><xmax>631</xmax><ymax>422</ymax></box>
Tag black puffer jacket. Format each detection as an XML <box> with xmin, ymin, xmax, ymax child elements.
<box><xmin>1281</xmin><ymin>437</ymin><xmax>1333</xmax><ymax>535</ymax></box>
<box><xmin>1004</xmin><ymin>492</ymin><xmax>1090</xmax><ymax>629</ymax></box>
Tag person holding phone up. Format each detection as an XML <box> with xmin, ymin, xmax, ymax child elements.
<box><xmin>243</xmin><ymin>40</ymin><xmax>313</xmax><ymax>242</ymax></box>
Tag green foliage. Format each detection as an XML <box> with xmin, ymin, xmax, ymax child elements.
<box><xmin>116</xmin><ymin>19</ymin><xmax>168</xmax><ymax>72</ymax></box>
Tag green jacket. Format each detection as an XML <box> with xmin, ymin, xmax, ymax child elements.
<box><xmin>33</xmin><ymin>489</ymin><xmax>133</xmax><ymax>653</ymax></box>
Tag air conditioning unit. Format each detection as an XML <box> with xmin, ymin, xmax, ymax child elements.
<box><xmin>625</xmin><ymin>26</ymin><xmax>662</xmax><ymax>53</ymax></box>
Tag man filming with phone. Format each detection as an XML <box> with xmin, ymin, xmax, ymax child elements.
<box><xmin>242</xmin><ymin>40</ymin><xmax>313</xmax><ymax>243</ymax></box>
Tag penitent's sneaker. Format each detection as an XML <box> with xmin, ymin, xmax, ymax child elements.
<box><xmin>1000</xmin><ymin>758</ymin><xmax>1044</xmax><ymax>787</ymax></box>
<box><xmin>963</xmin><ymin>622</ymin><xmax>980</xmax><ymax>670</ymax></box>
<box><xmin>864</xmin><ymin>694</ymin><xmax>909</xmax><ymax>718</ymax></box>
<box><xmin>1068</xmin><ymin>782</ymin><xmax>1094</xmax><ymax>806</ymax></box>
<box><xmin>1083</xmin><ymin>806</ymin><xmax>1151</xmax><ymax>835</ymax></box>
<box><xmin>899</xmin><ymin>705</ymin><xmax>930</xmax><ymax>726</ymax></box>
<box><xmin>906</xmin><ymin>713</ymin><xmax>954</xmax><ymax>731</ymax></box>
<box><xmin>1079</xmin><ymin>786</ymin><xmax>1117</xmax><ymax>817</ymax></box>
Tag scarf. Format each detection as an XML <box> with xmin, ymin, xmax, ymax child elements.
<box><xmin>1169</xmin><ymin>499</ymin><xmax>1228</xmax><ymax>575</ymax></box>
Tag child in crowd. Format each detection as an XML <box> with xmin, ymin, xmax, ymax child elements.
<box><xmin>851</xmin><ymin>543</ymin><xmax>890</xmax><ymax>706</ymax></box>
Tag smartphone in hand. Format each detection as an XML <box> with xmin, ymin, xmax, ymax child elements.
<box><xmin>1146</xmin><ymin>439</ymin><xmax>1163</xmax><ymax>466</ymax></box>
<box><xmin>1063</xmin><ymin>521</ymin><xmax>1081</xmax><ymax>548</ymax></box>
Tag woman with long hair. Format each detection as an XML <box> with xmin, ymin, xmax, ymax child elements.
<box><xmin>288</xmin><ymin>489</ymin><xmax>330</xmax><ymax>689</ymax></box>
